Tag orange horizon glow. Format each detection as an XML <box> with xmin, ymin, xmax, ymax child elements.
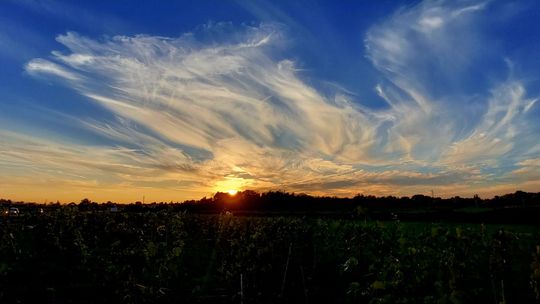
<box><xmin>2</xmin><ymin>180</ymin><xmax>540</xmax><ymax>204</ymax></box>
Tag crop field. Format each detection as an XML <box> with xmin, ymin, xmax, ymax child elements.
<box><xmin>1</xmin><ymin>209</ymin><xmax>540</xmax><ymax>303</ymax></box>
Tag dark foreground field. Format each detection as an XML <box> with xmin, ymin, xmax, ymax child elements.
<box><xmin>2</xmin><ymin>209</ymin><xmax>540</xmax><ymax>303</ymax></box>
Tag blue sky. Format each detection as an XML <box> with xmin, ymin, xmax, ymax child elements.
<box><xmin>0</xmin><ymin>0</ymin><xmax>539</xmax><ymax>202</ymax></box>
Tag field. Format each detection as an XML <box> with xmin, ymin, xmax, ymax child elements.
<box><xmin>2</xmin><ymin>208</ymin><xmax>540</xmax><ymax>303</ymax></box>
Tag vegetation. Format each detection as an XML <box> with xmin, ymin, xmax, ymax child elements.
<box><xmin>1</xmin><ymin>202</ymin><xmax>540</xmax><ymax>303</ymax></box>
<box><xmin>5</xmin><ymin>190</ymin><xmax>539</xmax><ymax>223</ymax></box>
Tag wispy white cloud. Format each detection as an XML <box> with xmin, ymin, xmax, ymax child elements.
<box><xmin>25</xmin><ymin>26</ymin><xmax>384</xmax><ymax>162</ymax></box>
<box><xmin>366</xmin><ymin>1</ymin><xmax>537</xmax><ymax>159</ymax></box>
<box><xmin>442</xmin><ymin>81</ymin><xmax>535</xmax><ymax>165</ymax></box>
<box><xmin>25</xmin><ymin>58</ymin><xmax>81</xmax><ymax>81</ymax></box>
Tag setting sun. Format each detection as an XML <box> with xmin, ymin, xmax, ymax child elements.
<box><xmin>214</xmin><ymin>177</ymin><xmax>248</xmax><ymax>197</ymax></box>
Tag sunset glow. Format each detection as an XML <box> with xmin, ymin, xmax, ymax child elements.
<box><xmin>0</xmin><ymin>0</ymin><xmax>539</xmax><ymax>202</ymax></box>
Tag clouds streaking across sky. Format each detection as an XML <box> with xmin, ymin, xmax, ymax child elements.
<box><xmin>1</xmin><ymin>0</ymin><xmax>539</xmax><ymax>202</ymax></box>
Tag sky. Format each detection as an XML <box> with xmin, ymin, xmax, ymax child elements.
<box><xmin>1</xmin><ymin>0</ymin><xmax>539</xmax><ymax>203</ymax></box>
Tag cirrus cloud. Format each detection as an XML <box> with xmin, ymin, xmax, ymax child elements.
<box><xmin>1</xmin><ymin>0</ymin><xmax>538</xmax><ymax>202</ymax></box>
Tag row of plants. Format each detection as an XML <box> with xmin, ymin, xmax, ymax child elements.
<box><xmin>1</xmin><ymin>209</ymin><xmax>540</xmax><ymax>303</ymax></box>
